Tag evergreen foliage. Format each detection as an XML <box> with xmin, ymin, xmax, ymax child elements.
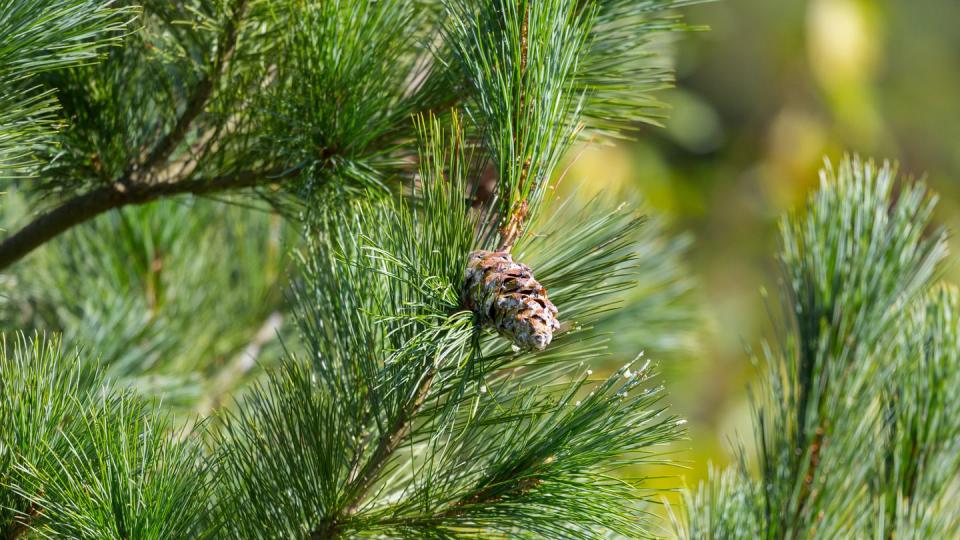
<box><xmin>674</xmin><ymin>157</ymin><xmax>960</xmax><ymax>539</ymax></box>
<box><xmin>1</xmin><ymin>1</ymin><xmax>701</xmax><ymax>539</ymax></box>
<box><xmin>0</xmin><ymin>1</ymin><xmax>135</xmax><ymax>178</ymax></box>
<box><xmin>3</xmin><ymin>1</ymin><xmax>956</xmax><ymax>539</ymax></box>
<box><xmin>1</xmin><ymin>335</ymin><xmax>213</xmax><ymax>538</ymax></box>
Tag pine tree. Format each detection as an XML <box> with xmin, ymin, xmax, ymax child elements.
<box><xmin>673</xmin><ymin>157</ymin><xmax>960</xmax><ymax>538</ymax></box>
<box><xmin>1</xmin><ymin>1</ymin><xmax>702</xmax><ymax>539</ymax></box>
<box><xmin>6</xmin><ymin>3</ymin><xmax>958</xmax><ymax>539</ymax></box>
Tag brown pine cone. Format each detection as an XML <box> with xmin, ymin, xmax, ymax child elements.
<box><xmin>462</xmin><ymin>250</ymin><xmax>560</xmax><ymax>351</ymax></box>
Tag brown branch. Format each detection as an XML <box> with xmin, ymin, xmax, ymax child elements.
<box><xmin>0</xmin><ymin>0</ymin><xmax>255</xmax><ymax>272</ymax></box>
<box><xmin>0</xmin><ymin>170</ymin><xmax>283</xmax><ymax>270</ymax></box>
<box><xmin>309</xmin><ymin>366</ymin><xmax>438</xmax><ymax>539</ymax></box>
<box><xmin>6</xmin><ymin>501</ymin><xmax>41</xmax><ymax>540</ymax></box>
<box><xmin>132</xmin><ymin>0</ymin><xmax>248</xmax><ymax>179</ymax></box>
<box><xmin>789</xmin><ymin>425</ymin><xmax>826</xmax><ymax>532</ymax></box>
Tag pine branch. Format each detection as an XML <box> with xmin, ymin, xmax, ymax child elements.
<box><xmin>678</xmin><ymin>156</ymin><xmax>957</xmax><ymax>538</ymax></box>
<box><xmin>0</xmin><ymin>0</ymin><xmax>439</xmax><ymax>269</ymax></box>
<box><xmin>0</xmin><ymin>169</ymin><xmax>287</xmax><ymax>270</ymax></box>
<box><xmin>347</xmin><ymin>367</ymin><xmax>436</xmax><ymax>513</ymax></box>
<box><xmin>0</xmin><ymin>1</ymin><xmax>705</xmax><ymax>536</ymax></box>
<box><xmin>498</xmin><ymin>1</ymin><xmax>531</xmax><ymax>252</ymax></box>
<box><xmin>0</xmin><ymin>0</ymin><xmax>254</xmax><ymax>270</ymax></box>
<box><xmin>131</xmin><ymin>0</ymin><xmax>249</xmax><ymax>180</ymax></box>
<box><xmin>308</xmin><ymin>364</ymin><xmax>438</xmax><ymax>539</ymax></box>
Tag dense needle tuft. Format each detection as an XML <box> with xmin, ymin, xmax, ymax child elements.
<box><xmin>463</xmin><ymin>250</ymin><xmax>560</xmax><ymax>350</ymax></box>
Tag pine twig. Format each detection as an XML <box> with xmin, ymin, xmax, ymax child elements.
<box><xmin>131</xmin><ymin>0</ymin><xmax>249</xmax><ymax>180</ymax></box>
<box><xmin>359</xmin><ymin>476</ymin><xmax>545</xmax><ymax>531</ymax></box>
<box><xmin>0</xmin><ymin>0</ymin><xmax>251</xmax><ymax>271</ymax></box>
<box><xmin>349</xmin><ymin>368</ymin><xmax>436</xmax><ymax>512</ymax></box>
<box><xmin>309</xmin><ymin>365</ymin><xmax>439</xmax><ymax>539</ymax></box>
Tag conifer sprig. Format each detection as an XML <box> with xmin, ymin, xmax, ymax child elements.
<box><xmin>210</xmin><ymin>116</ymin><xmax>686</xmax><ymax>538</ymax></box>
<box><xmin>12</xmin><ymin>395</ymin><xmax>213</xmax><ymax>539</ymax></box>
<box><xmin>676</xmin><ymin>156</ymin><xmax>960</xmax><ymax>539</ymax></box>
<box><xmin>1</xmin><ymin>334</ymin><xmax>212</xmax><ymax>539</ymax></box>
<box><xmin>0</xmin><ymin>335</ymin><xmax>87</xmax><ymax>537</ymax></box>
<box><xmin>0</xmin><ymin>0</ymin><xmax>135</xmax><ymax>178</ymax></box>
<box><xmin>444</xmin><ymin>0</ymin><xmax>589</xmax><ymax>246</ymax></box>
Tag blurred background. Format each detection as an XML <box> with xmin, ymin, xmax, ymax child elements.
<box><xmin>563</xmin><ymin>0</ymin><xmax>960</xmax><ymax>487</ymax></box>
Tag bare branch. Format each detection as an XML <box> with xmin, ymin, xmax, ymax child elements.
<box><xmin>0</xmin><ymin>170</ymin><xmax>284</xmax><ymax>270</ymax></box>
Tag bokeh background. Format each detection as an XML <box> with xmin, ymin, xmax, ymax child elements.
<box><xmin>563</xmin><ymin>0</ymin><xmax>960</xmax><ymax>487</ymax></box>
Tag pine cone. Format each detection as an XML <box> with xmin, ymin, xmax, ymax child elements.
<box><xmin>462</xmin><ymin>250</ymin><xmax>560</xmax><ymax>351</ymax></box>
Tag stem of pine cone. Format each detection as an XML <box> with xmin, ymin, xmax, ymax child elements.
<box><xmin>498</xmin><ymin>198</ymin><xmax>528</xmax><ymax>252</ymax></box>
<box><xmin>519</xmin><ymin>1</ymin><xmax>528</xmax><ymax>74</ymax></box>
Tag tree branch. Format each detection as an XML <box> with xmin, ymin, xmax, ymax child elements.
<box><xmin>350</xmin><ymin>369</ymin><xmax>436</xmax><ymax>511</ymax></box>
<box><xmin>132</xmin><ymin>0</ymin><xmax>248</xmax><ymax>179</ymax></box>
<box><xmin>0</xmin><ymin>170</ymin><xmax>282</xmax><ymax>270</ymax></box>
<box><xmin>309</xmin><ymin>365</ymin><xmax>438</xmax><ymax>539</ymax></box>
<box><xmin>0</xmin><ymin>0</ymin><xmax>256</xmax><ymax>271</ymax></box>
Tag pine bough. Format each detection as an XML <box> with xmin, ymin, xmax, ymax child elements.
<box><xmin>674</xmin><ymin>158</ymin><xmax>960</xmax><ymax>538</ymax></box>
<box><xmin>2</xmin><ymin>1</ymin><xmax>697</xmax><ymax>538</ymax></box>
<box><xmin>3</xmin><ymin>1</ymin><xmax>957</xmax><ymax>539</ymax></box>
